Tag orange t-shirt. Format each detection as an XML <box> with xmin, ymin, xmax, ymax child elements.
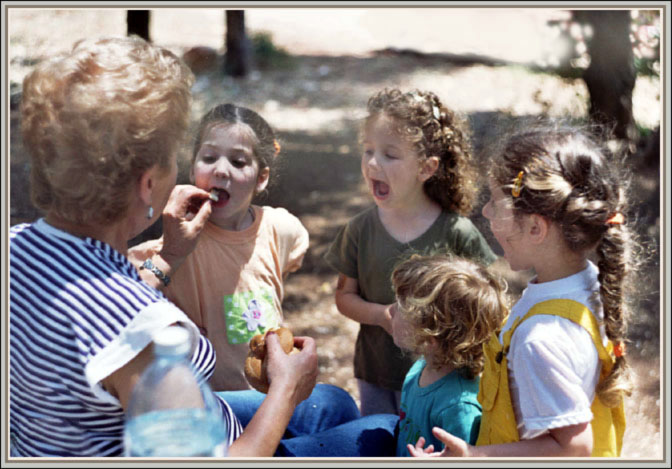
<box><xmin>129</xmin><ymin>205</ymin><xmax>309</xmax><ymax>391</ymax></box>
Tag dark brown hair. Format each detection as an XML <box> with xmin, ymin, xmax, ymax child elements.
<box><xmin>364</xmin><ymin>88</ymin><xmax>476</xmax><ymax>215</ymax></box>
<box><xmin>192</xmin><ymin>103</ymin><xmax>277</xmax><ymax>173</ymax></box>
<box><xmin>491</xmin><ymin>125</ymin><xmax>634</xmax><ymax>407</ymax></box>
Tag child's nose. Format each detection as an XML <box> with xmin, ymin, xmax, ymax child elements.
<box><xmin>366</xmin><ymin>153</ymin><xmax>380</xmax><ymax>170</ymax></box>
<box><xmin>214</xmin><ymin>159</ymin><xmax>231</xmax><ymax>178</ymax></box>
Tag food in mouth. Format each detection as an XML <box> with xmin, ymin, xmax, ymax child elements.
<box><xmin>208</xmin><ymin>188</ymin><xmax>230</xmax><ymax>205</ymax></box>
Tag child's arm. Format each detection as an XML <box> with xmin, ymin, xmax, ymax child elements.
<box><xmin>408</xmin><ymin>423</ymin><xmax>593</xmax><ymax>457</ymax></box>
<box><xmin>334</xmin><ymin>274</ymin><xmax>393</xmax><ymax>334</ymax></box>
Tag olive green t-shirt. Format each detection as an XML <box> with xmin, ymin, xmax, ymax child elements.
<box><xmin>324</xmin><ymin>205</ymin><xmax>497</xmax><ymax>391</ymax></box>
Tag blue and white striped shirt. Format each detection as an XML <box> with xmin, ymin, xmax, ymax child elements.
<box><xmin>10</xmin><ymin>219</ymin><xmax>242</xmax><ymax>457</ymax></box>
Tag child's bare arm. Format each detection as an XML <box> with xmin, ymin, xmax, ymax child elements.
<box><xmin>333</xmin><ymin>274</ymin><xmax>393</xmax><ymax>334</ymax></box>
<box><xmin>409</xmin><ymin>423</ymin><xmax>592</xmax><ymax>457</ymax></box>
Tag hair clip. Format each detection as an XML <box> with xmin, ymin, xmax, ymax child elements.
<box><xmin>613</xmin><ymin>341</ymin><xmax>626</xmax><ymax>358</ymax></box>
<box><xmin>511</xmin><ymin>171</ymin><xmax>524</xmax><ymax>197</ymax></box>
<box><xmin>273</xmin><ymin>140</ymin><xmax>281</xmax><ymax>156</ymax></box>
<box><xmin>605</xmin><ymin>212</ymin><xmax>625</xmax><ymax>225</ymax></box>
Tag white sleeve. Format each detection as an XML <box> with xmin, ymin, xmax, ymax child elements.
<box><xmin>508</xmin><ymin>315</ymin><xmax>601</xmax><ymax>439</ymax></box>
<box><xmin>85</xmin><ymin>300</ymin><xmax>200</xmax><ymax>404</ymax></box>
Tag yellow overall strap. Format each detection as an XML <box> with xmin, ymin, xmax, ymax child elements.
<box><xmin>475</xmin><ymin>324</ymin><xmax>520</xmax><ymax>446</ymax></box>
<box><xmin>508</xmin><ymin>299</ymin><xmax>625</xmax><ymax>456</ymax></box>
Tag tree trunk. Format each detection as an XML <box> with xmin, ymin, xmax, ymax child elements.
<box><xmin>127</xmin><ymin>10</ymin><xmax>151</xmax><ymax>42</ymax></box>
<box><xmin>578</xmin><ymin>10</ymin><xmax>637</xmax><ymax>143</ymax></box>
<box><xmin>225</xmin><ymin>10</ymin><xmax>250</xmax><ymax>77</ymax></box>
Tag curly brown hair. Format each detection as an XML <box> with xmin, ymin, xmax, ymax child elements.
<box><xmin>491</xmin><ymin>124</ymin><xmax>636</xmax><ymax>407</ymax></box>
<box><xmin>20</xmin><ymin>36</ymin><xmax>194</xmax><ymax>225</ymax></box>
<box><xmin>391</xmin><ymin>254</ymin><xmax>509</xmax><ymax>379</ymax></box>
<box><xmin>364</xmin><ymin>88</ymin><xmax>477</xmax><ymax>215</ymax></box>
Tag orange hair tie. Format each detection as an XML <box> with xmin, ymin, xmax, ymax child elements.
<box><xmin>511</xmin><ymin>171</ymin><xmax>524</xmax><ymax>197</ymax></box>
<box><xmin>613</xmin><ymin>342</ymin><xmax>626</xmax><ymax>358</ymax></box>
<box><xmin>273</xmin><ymin>140</ymin><xmax>281</xmax><ymax>156</ymax></box>
<box><xmin>605</xmin><ymin>212</ymin><xmax>625</xmax><ymax>225</ymax></box>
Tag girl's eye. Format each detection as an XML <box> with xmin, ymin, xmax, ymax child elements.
<box><xmin>385</xmin><ymin>153</ymin><xmax>397</xmax><ymax>160</ymax></box>
<box><xmin>231</xmin><ymin>159</ymin><xmax>247</xmax><ymax>168</ymax></box>
<box><xmin>200</xmin><ymin>154</ymin><xmax>217</xmax><ymax>163</ymax></box>
<box><xmin>363</xmin><ymin>149</ymin><xmax>374</xmax><ymax>157</ymax></box>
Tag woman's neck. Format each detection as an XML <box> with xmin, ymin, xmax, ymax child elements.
<box><xmin>377</xmin><ymin>196</ymin><xmax>441</xmax><ymax>243</ymax></box>
<box><xmin>45</xmin><ymin>213</ymin><xmax>130</xmax><ymax>254</ymax></box>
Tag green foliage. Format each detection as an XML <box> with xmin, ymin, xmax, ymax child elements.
<box><xmin>251</xmin><ymin>31</ymin><xmax>293</xmax><ymax>70</ymax></box>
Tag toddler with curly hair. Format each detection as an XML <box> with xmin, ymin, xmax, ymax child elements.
<box><xmin>390</xmin><ymin>254</ymin><xmax>509</xmax><ymax>456</ymax></box>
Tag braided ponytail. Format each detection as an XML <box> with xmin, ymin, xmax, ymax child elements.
<box><xmin>596</xmin><ymin>222</ymin><xmax>634</xmax><ymax>407</ymax></box>
<box><xmin>492</xmin><ymin>125</ymin><xmax>635</xmax><ymax>407</ymax></box>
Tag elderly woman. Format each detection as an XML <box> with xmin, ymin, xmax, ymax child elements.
<box><xmin>9</xmin><ymin>36</ymin><xmax>324</xmax><ymax>457</ymax></box>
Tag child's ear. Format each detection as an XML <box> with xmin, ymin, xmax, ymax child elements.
<box><xmin>527</xmin><ymin>214</ymin><xmax>550</xmax><ymax>244</ymax></box>
<box><xmin>418</xmin><ymin>156</ymin><xmax>440</xmax><ymax>182</ymax></box>
<box><xmin>255</xmin><ymin>167</ymin><xmax>270</xmax><ymax>194</ymax></box>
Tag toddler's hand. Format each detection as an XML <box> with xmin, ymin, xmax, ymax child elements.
<box><xmin>408</xmin><ymin>428</ymin><xmax>472</xmax><ymax>457</ymax></box>
<box><xmin>406</xmin><ymin>437</ymin><xmax>436</xmax><ymax>457</ymax></box>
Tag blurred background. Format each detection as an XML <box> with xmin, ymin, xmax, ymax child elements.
<box><xmin>7</xmin><ymin>6</ymin><xmax>664</xmax><ymax>459</ymax></box>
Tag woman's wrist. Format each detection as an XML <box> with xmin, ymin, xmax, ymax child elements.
<box><xmin>138</xmin><ymin>252</ymin><xmax>182</xmax><ymax>289</ymax></box>
<box><xmin>156</xmin><ymin>250</ymin><xmax>185</xmax><ymax>276</ymax></box>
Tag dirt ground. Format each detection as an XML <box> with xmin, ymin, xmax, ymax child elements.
<box><xmin>7</xmin><ymin>8</ymin><xmax>664</xmax><ymax>460</ymax></box>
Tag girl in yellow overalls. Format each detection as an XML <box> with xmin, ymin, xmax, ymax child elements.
<box><xmin>408</xmin><ymin>126</ymin><xmax>633</xmax><ymax>457</ymax></box>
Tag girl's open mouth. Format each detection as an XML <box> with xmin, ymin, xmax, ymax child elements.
<box><xmin>372</xmin><ymin>180</ymin><xmax>390</xmax><ymax>199</ymax></box>
<box><xmin>209</xmin><ymin>188</ymin><xmax>230</xmax><ymax>206</ymax></box>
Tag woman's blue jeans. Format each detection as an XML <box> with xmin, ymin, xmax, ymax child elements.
<box><xmin>217</xmin><ymin>383</ymin><xmax>399</xmax><ymax>457</ymax></box>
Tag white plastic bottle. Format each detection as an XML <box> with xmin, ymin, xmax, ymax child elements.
<box><xmin>124</xmin><ymin>326</ymin><xmax>228</xmax><ymax>457</ymax></box>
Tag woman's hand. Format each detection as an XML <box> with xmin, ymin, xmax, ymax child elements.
<box><xmin>228</xmin><ymin>333</ymin><xmax>318</xmax><ymax>457</ymax></box>
<box><xmin>407</xmin><ymin>428</ymin><xmax>472</xmax><ymax>457</ymax></box>
<box><xmin>159</xmin><ymin>184</ymin><xmax>212</xmax><ymax>267</ymax></box>
<box><xmin>265</xmin><ymin>333</ymin><xmax>318</xmax><ymax>408</ymax></box>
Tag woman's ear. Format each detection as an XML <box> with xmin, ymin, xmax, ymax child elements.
<box><xmin>138</xmin><ymin>165</ymin><xmax>158</xmax><ymax>206</ymax></box>
<box><xmin>255</xmin><ymin>167</ymin><xmax>270</xmax><ymax>194</ymax></box>
<box><xmin>418</xmin><ymin>156</ymin><xmax>440</xmax><ymax>182</ymax></box>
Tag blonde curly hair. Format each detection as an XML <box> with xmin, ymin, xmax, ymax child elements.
<box><xmin>391</xmin><ymin>254</ymin><xmax>509</xmax><ymax>379</ymax></box>
<box><xmin>20</xmin><ymin>36</ymin><xmax>194</xmax><ymax>225</ymax></box>
<box><xmin>363</xmin><ymin>88</ymin><xmax>477</xmax><ymax>216</ymax></box>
